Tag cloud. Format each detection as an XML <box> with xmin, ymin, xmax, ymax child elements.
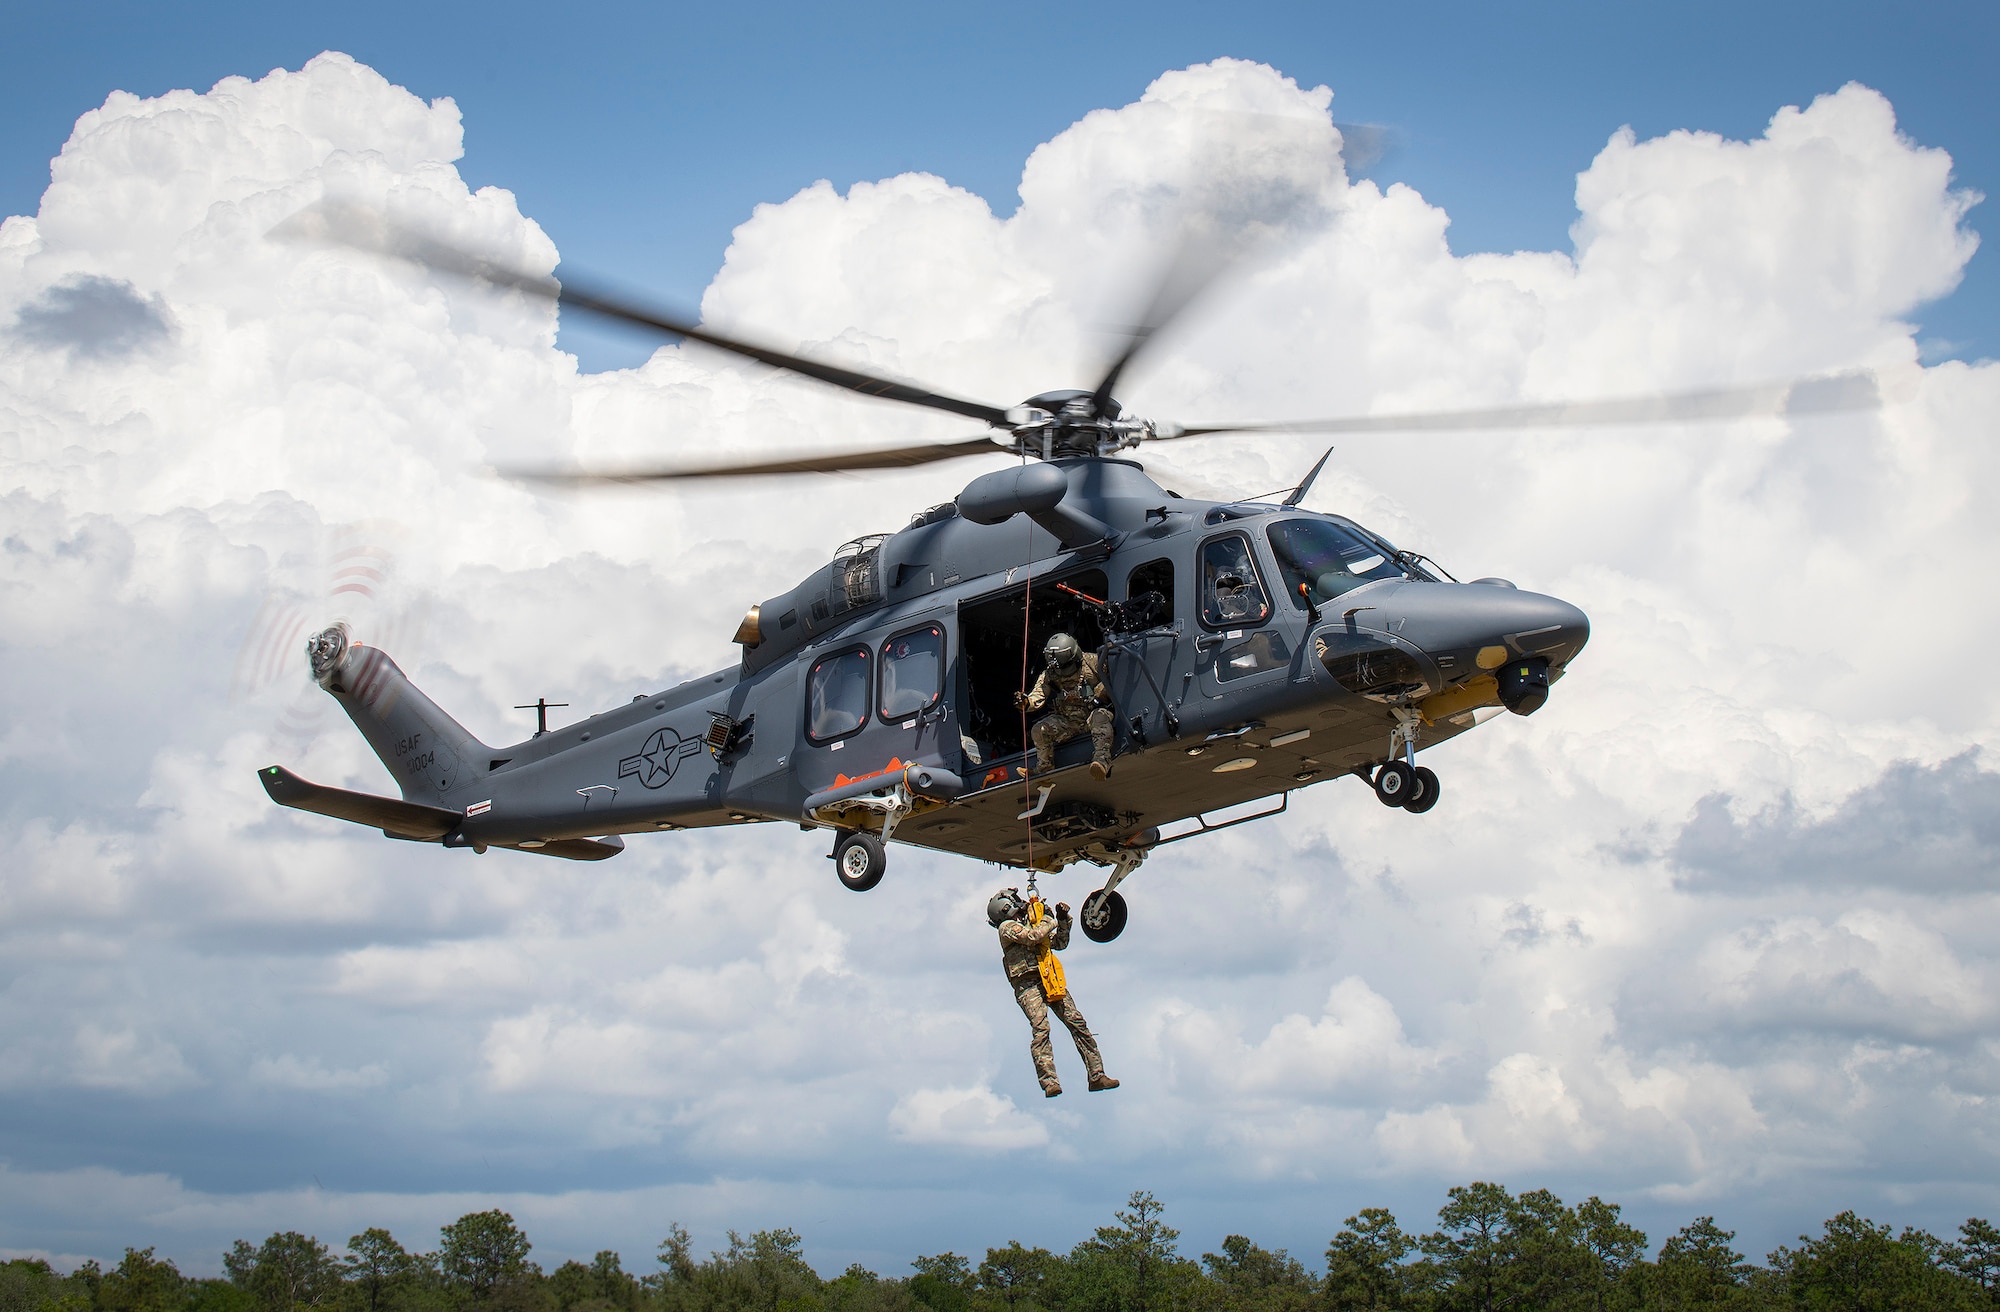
<box><xmin>10</xmin><ymin>274</ymin><xmax>171</xmax><ymax>357</ymax></box>
<box><xmin>249</xmin><ymin>1054</ymin><xmax>388</xmax><ymax>1092</ymax></box>
<box><xmin>1672</xmin><ymin>750</ymin><xmax>2000</xmax><ymax>894</ymax></box>
<box><xmin>1</xmin><ymin>49</ymin><xmax>1998</xmax><ymax>1272</ymax></box>
<box><xmin>888</xmin><ymin>1085</ymin><xmax>1050</xmax><ymax>1151</ymax></box>
<box><xmin>1155</xmin><ymin>977</ymin><xmax>1442</xmax><ymax>1104</ymax></box>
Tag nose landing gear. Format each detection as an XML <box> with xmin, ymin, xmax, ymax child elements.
<box><xmin>1372</xmin><ymin>707</ymin><xmax>1441</xmax><ymax>813</ymax></box>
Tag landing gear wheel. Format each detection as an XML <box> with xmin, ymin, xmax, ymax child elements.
<box><xmin>1079</xmin><ymin>888</ymin><xmax>1128</xmax><ymax>943</ymax></box>
<box><xmin>1373</xmin><ymin>760</ymin><xmax>1415</xmax><ymax>807</ymax></box>
<box><xmin>832</xmin><ymin>830</ymin><xmax>885</xmax><ymax>891</ymax></box>
<box><xmin>1403</xmin><ymin>766</ymin><xmax>1440</xmax><ymax>813</ymax></box>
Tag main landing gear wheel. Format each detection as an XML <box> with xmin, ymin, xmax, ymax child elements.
<box><xmin>1373</xmin><ymin>760</ymin><xmax>1415</xmax><ymax>807</ymax></box>
<box><xmin>1079</xmin><ymin>888</ymin><xmax>1128</xmax><ymax>943</ymax></box>
<box><xmin>1403</xmin><ymin>766</ymin><xmax>1440</xmax><ymax>813</ymax></box>
<box><xmin>831</xmin><ymin>830</ymin><xmax>885</xmax><ymax>891</ymax></box>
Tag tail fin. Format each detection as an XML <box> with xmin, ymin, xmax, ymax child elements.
<box><xmin>308</xmin><ymin>625</ymin><xmax>487</xmax><ymax>805</ymax></box>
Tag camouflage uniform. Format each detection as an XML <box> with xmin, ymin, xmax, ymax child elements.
<box><xmin>998</xmin><ymin>910</ymin><xmax>1105</xmax><ymax>1095</ymax></box>
<box><xmin>1025</xmin><ymin>651</ymin><xmax>1114</xmax><ymax>773</ymax></box>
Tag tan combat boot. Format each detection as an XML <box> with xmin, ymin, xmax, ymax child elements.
<box><xmin>1088</xmin><ymin>1073</ymin><xmax>1120</xmax><ymax>1092</ymax></box>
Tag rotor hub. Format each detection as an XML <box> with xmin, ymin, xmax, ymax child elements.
<box><xmin>1003</xmin><ymin>389</ymin><xmax>1159</xmax><ymax>460</ymax></box>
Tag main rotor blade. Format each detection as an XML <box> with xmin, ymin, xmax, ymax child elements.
<box><xmin>1089</xmin><ymin>233</ymin><xmax>1251</xmax><ymax>421</ymax></box>
<box><xmin>1169</xmin><ymin>372</ymin><xmax>1882</xmax><ymax>439</ymax></box>
<box><xmin>1088</xmin><ymin>111</ymin><xmax>1342</xmax><ymax>420</ymax></box>
<box><xmin>276</xmin><ymin>203</ymin><xmax>1012</xmax><ymax>427</ymax></box>
<box><xmin>504</xmin><ymin>435</ymin><xmax>1011</xmax><ymax>485</ymax></box>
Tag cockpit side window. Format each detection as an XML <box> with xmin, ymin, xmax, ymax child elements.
<box><xmin>806</xmin><ymin>647</ymin><xmax>870</xmax><ymax>743</ymax></box>
<box><xmin>1126</xmin><ymin>557</ymin><xmax>1174</xmax><ymax>626</ymax></box>
<box><xmin>1267</xmin><ymin>518</ymin><xmax>1406</xmax><ymax>607</ymax></box>
<box><xmin>1200</xmin><ymin>533</ymin><xmax>1272</xmax><ymax>628</ymax></box>
<box><xmin>879</xmin><ymin>624</ymin><xmax>944</xmax><ymax>722</ymax></box>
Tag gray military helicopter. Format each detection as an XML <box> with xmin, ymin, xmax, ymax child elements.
<box><xmin>260</xmin><ymin>208</ymin><xmax>1873</xmax><ymax>942</ymax></box>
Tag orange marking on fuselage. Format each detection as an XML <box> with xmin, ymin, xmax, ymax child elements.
<box><xmin>833</xmin><ymin>757</ymin><xmax>905</xmax><ymax>788</ymax></box>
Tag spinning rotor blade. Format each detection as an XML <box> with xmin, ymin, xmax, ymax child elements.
<box><xmin>1169</xmin><ymin>372</ymin><xmax>1882</xmax><ymax>439</ymax></box>
<box><xmin>506</xmin><ymin>435</ymin><xmax>1010</xmax><ymax>485</ymax></box>
<box><xmin>1089</xmin><ymin>230</ymin><xmax>1261</xmax><ymax>421</ymax></box>
<box><xmin>277</xmin><ymin>203</ymin><xmax>1012</xmax><ymax>427</ymax></box>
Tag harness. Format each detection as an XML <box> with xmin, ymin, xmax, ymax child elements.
<box><xmin>1028</xmin><ymin>899</ymin><xmax>1067</xmax><ymax>1001</ymax></box>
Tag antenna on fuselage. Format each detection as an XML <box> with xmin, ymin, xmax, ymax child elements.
<box><xmin>1282</xmin><ymin>446</ymin><xmax>1336</xmax><ymax>508</ymax></box>
<box><xmin>514</xmin><ymin>698</ymin><xmax>570</xmax><ymax>737</ymax></box>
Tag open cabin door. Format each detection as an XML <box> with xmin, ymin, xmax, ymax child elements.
<box><xmin>953</xmin><ymin>566</ymin><xmax>1110</xmax><ymax>787</ymax></box>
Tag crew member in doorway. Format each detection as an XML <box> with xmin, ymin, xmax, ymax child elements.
<box><xmin>988</xmin><ymin>888</ymin><xmax>1118</xmax><ymax>1098</ymax></box>
<box><xmin>1016</xmin><ymin>632</ymin><xmax>1115</xmax><ymax>778</ymax></box>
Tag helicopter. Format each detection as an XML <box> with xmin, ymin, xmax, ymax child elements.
<box><xmin>258</xmin><ymin>203</ymin><xmax>1874</xmax><ymax>944</ymax></box>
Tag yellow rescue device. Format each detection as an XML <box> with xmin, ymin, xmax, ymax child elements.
<box><xmin>1029</xmin><ymin>898</ymin><xmax>1067</xmax><ymax>1000</ymax></box>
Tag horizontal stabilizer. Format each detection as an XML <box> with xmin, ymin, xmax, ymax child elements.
<box><xmin>259</xmin><ymin>765</ymin><xmax>461</xmax><ymax>840</ymax></box>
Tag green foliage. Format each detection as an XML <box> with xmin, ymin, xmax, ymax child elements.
<box><xmin>1</xmin><ymin>1258</ymin><xmax>94</xmax><ymax>1312</ymax></box>
<box><xmin>99</xmin><ymin>1250</ymin><xmax>190</xmax><ymax>1312</ymax></box>
<box><xmin>1646</xmin><ymin>1216</ymin><xmax>1748</xmax><ymax>1310</ymax></box>
<box><xmin>1571</xmin><ymin>1196</ymin><xmax>1647</xmax><ymax>1312</ymax></box>
<box><xmin>822</xmin><ymin>1265</ymin><xmax>913</xmax><ymax>1312</ymax></box>
<box><xmin>1066</xmin><ymin>1192</ymin><xmax>1203</xmax><ymax>1312</ymax></box>
<box><xmin>1946</xmin><ymin>1218</ymin><xmax>2000</xmax><ymax>1301</ymax></box>
<box><xmin>908</xmin><ymin>1255</ymin><xmax>971</xmax><ymax>1312</ymax></box>
<box><xmin>438</xmin><ymin>1214</ymin><xmax>536</xmax><ymax>1305</ymax></box>
<box><xmin>1419</xmin><ymin>1180</ymin><xmax>1519</xmax><ymax>1311</ymax></box>
<box><xmin>1200</xmin><ymin>1236</ymin><xmax>1311</xmax><ymax>1312</ymax></box>
<box><xmin>549</xmin><ymin>1253</ymin><xmax>639</xmax><ymax>1312</ymax></box>
<box><xmin>30</xmin><ymin>1181</ymin><xmax>2000</xmax><ymax>1312</ymax></box>
<box><xmin>1767</xmin><ymin>1211</ymin><xmax>1981</xmax><ymax>1311</ymax></box>
<box><xmin>223</xmin><ymin>1234</ymin><xmax>344</xmax><ymax>1312</ymax></box>
<box><xmin>1324</xmin><ymin>1209</ymin><xmax>1415</xmax><ymax>1311</ymax></box>
<box><xmin>341</xmin><ymin>1230</ymin><xmax>419</xmax><ymax>1312</ymax></box>
<box><xmin>972</xmin><ymin>1244</ymin><xmax>1060</xmax><ymax>1312</ymax></box>
<box><xmin>650</xmin><ymin>1226</ymin><xmax>821</xmax><ymax>1312</ymax></box>
<box><xmin>186</xmin><ymin>1283</ymin><xmax>258</xmax><ymax>1312</ymax></box>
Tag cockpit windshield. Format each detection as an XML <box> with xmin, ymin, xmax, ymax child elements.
<box><xmin>1267</xmin><ymin>518</ymin><xmax>1414</xmax><ymax>606</ymax></box>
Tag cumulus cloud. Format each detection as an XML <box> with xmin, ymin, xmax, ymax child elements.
<box><xmin>2</xmin><ymin>50</ymin><xmax>1998</xmax><ymax>1271</ymax></box>
<box><xmin>889</xmin><ymin>1085</ymin><xmax>1050</xmax><ymax>1151</ymax></box>
<box><xmin>1673</xmin><ymin>750</ymin><xmax>2000</xmax><ymax>894</ymax></box>
<box><xmin>10</xmin><ymin>274</ymin><xmax>171</xmax><ymax>357</ymax></box>
<box><xmin>1155</xmin><ymin>977</ymin><xmax>1442</xmax><ymax>1103</ymax></box>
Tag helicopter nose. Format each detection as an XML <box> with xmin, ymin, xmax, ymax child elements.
<box><xmin>1386</xmin><ymin>581</ymin><xmax>1591</xmax><ymax>671</ymax></box>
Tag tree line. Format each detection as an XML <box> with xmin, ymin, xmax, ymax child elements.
<box><xmin>5</xmin><ymin>1182</ymin><xmax>1999</xmax><ymax>1312</ymax></box>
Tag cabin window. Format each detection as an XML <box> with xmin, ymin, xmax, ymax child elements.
<box><xmin>1266</xmin><ymin>518</ymin><xmax>1405</xmax><ymax>606</ymax></box>
<box><xmin>806</xmin><ymin>647</ymin><xmax>870</xmax><ymax>743</ymax></box>
<box><xmin>1126</xmin><ymin>557</ymin><xmax>1174</xmax><ymax>625</ymax></box>
<box><xmin>1200</xmin><ymin>533</ymin><xmax>1271</xmax><ymax>628</ymax></box>
<box><xmin>880</xmin><ymin>624</ymin><xmax>945</xmax><ymax>722</ymax></box>
<box><xmin>1216</xmin><ymin>631</ymin><xmax>1291</xmax><ymax>681</ymax></box>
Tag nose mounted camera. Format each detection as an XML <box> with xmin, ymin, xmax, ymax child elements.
<box><xmin>1497</xmin><ymin>656</ymin><xmax>1551</xmax><ymax>715</ymax></box>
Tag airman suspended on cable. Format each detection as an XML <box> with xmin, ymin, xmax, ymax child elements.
<box><xmin>988</xmin><ymin>886</ymin><xmax>1118</xmax><ymax>1098</ymax></box>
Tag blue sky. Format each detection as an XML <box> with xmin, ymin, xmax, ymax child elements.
<box><xmin>6</xmin><ymin>0</ymin><xmax>1995</xmax><ymax>370</ymax></box>
<box><xmin>5</xmin><ymin>0</ymin><xmax>2000</xmax><ymax>1280</ymax></box>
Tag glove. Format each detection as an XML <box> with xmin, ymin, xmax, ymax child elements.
<box><xmin>1014</xmin><ymin>690</ymin><xmax>1030</xmax><ymax>709</ymax></box>
<box><xmin>1056</xmin><ymin>902</ymin><xmax>1071</xmax><ymax>920</ymax></box>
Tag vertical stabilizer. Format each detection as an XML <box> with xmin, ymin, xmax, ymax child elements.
<box><xmin>308</xmin><ymin>625</ymin><xmax>487</xmax><ymax>805</ymax></box>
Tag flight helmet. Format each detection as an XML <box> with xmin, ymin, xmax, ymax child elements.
<box><xmin>987</xmin><ymin>887</ymin><xmax>1029</xmax><ymax>927</ymax></box>
<box><xmin>1043</xmin><ymin>632</ymin><xmax>1083</xmax><ymax>674</ymax></box>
